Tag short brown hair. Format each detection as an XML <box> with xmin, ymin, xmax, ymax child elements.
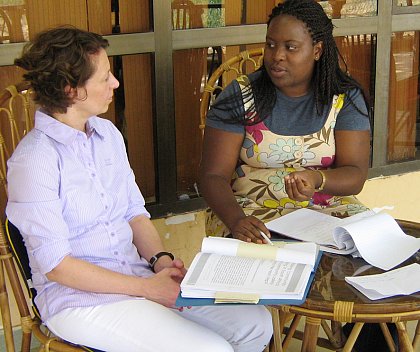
<box><xmin>15</xmin><ymin>26</ymin><xmax>109</xmax><ymax>114</ymax></box>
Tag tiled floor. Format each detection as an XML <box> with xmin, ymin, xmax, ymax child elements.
<box><xmin>2</xmin><ymin>320</ymin><xmax>418</xmax><ymax>351</ymax></box>
<box><xmin>0</xmin><ymin>326</ymin><xmax>41</xmax><ymax>352</ymax></box>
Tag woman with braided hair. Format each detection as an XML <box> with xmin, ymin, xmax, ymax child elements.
<box><xmin>200</xmin><ymin>0</ymin><xmax>371</xmax><ymax>243</ymax></box>
<box><xmin>201</xmin><ymin>2</ymin><xmax>398</xmax><ymax>350</ymax></box>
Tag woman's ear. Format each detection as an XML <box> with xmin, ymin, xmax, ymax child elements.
<box><xmin>75</xmin><ymin>87</ymin><xmax>87</xmax><ymax>101</ymax></box>
<box><xmin>64</xmin><ymin>85</ymin><xmax>77</xmax><ymax>99</ymax></box>
<box><xmin>66</xmin><ymin>86</ymin><xmax>87</xmax><ymax>101</ymax></box>
<box><xmin>314</xmin><ymin>41</ymin><xmax>323</xmax><ymax>61</ymax></box>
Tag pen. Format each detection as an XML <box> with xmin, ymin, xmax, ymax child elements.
<box><xmin>260</xmin><ymin>231</ymin><xmax>274</xmax><ymax>246</ymax></box>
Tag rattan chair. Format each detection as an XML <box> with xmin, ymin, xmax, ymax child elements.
<box><xmin>0</xmin><ymin>83</ymin><xmax>102</xmax><ymax>352</ymax></box>
<box><xmin>199</xmin><ymin>47</ymin><xmax>265</xmax><ymax>135</ymax></box>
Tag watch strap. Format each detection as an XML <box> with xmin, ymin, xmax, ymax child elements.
<box><xmin>149</xmin><ymin>251</ymin><xmax>174</xmax><ymax>272</ymax></box>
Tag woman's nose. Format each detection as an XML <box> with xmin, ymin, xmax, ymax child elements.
<box><xmin>110</xmin><ymin>73</ymin><xmax>119</xmax><ymax>89</ymax></box>
<box><xmin>273</xmin><ymin>47</ymin><xmax>286</xmax><ymax>62</ymax></box>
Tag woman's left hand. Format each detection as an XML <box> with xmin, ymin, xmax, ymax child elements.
<box><xmin>154</xmin><ymin>257</ymin><xmax>187</xmax><ymax>282</ymax></box>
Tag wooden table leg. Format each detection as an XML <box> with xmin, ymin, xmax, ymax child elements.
<box><xmin>413</xmin><ymin>321</ymin><xmax>419</xmax><ymax>351</ymax></box>
<box><xmin>283</xmin><ymin>314</ymin><xmax>301</xmax><ymax>351</ymax></box>
<box><xmin>396</xmin><ymin>321</ymin><xmax>414</xmax><ymax>352</ymax></box>
<box><xmin>321</xmin><ymin>320</ymin><xmax>345</xmax><ymax>349</ymax></box>
<box><xmin>342</xmin><ymin>322</ymin><xmax>363</xmax><ymax>352</ymax></box>
<box><xmin>301</xmin><ymin>317</ymin><xmax>321</xmax><ymax>352</ymax></box>
<box><xmin>379</xmin><ymin>322</ymin><xmax>397</xmax><ymax>352</ymax></box>
<box><xmin>269</xmin><ymin>307</ymin><xmax>283</xmax><ymax>352</ymax></box>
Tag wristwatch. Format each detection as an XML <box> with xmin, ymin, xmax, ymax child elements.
<box><xmin>149</xmin><ymin>251</ymin><xmax>174</xmax><ymax>272</ymax></box>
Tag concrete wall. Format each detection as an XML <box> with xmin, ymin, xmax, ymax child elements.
<box><xmin>1</xmin><ymin>171</ymin><xmax>420</xmax><ymax>330</ymax></box>
<box><xmin>357</xmin><ymin>171</ymin><xmax>420</xmax><ymax>223</ymax></box>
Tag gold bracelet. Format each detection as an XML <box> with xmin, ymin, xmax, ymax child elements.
<box><xmin>315</xmin><ymin>170</ymin><xmax>326</xmax><ymax>191</ymax></box>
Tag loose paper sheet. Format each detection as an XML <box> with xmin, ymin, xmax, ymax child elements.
<box><xmin>345</xmin><ymin>263</ymin><xmax>420</xmax><ymax>300</ymax></box>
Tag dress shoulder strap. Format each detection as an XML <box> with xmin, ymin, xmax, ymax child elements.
<box><xmin>236</xmin><ymin>75</ymin><xmax>256</xmax><ymax>121</ymax></box>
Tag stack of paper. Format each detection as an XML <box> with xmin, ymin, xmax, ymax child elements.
<box><xmin>345</xmin><ymin>263</ymin><xmax>420</xmax><ymax>300</ymax></box>
<box><xmin>266</xmin><ymin>209</ymin><xmax>420</xmax><ymax>270</ymax></box>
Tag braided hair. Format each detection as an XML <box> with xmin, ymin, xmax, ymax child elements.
<box><xmin>212</xmin><ymin>0</ymin><xmax>370</xmax><ymax>125</ymax></box>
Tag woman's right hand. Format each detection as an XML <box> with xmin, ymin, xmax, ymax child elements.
<box><xmin>144</xmin><ymin>267</ymin><xmax>183</xmax><ymax>307</ymax></box>
<box><xmin>230</xmin><ymin>216</ymin><xmax>271</xmax><ymax>244</ymax></box>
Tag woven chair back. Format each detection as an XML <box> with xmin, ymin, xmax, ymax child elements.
<box><xmin>199</xmin><ymin>47</ymin><xmax>264</xmax><ymax>134</ymax></box>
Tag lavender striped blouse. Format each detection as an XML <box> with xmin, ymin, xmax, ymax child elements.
<box><xmin>6</xmin><ymin>110</ymin><xmax>152</xmax><ymax>321</ymax></box>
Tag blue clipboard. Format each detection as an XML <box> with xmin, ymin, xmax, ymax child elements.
<box><xmin>175</xmin><ymin>250</ymin><xmax>323</xmax><ymax>307</ymax></box>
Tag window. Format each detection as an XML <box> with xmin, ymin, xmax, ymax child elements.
<box><xmin>388</xmin><ymin>31</ymin><xmax>419</xmax><ymax>162</ymax></box>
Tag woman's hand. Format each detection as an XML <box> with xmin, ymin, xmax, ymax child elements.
<box><xmin>230</xmin><ymin>216</ymin><xmax>272</xmax><ymax>244</ymax></box>
<box><xmin>154</xmin><ymin>257</ymin><xmax>187</xmax><ymax>282</ymax></box>
<box><xmin>285</xmin><ymin>130</ymin><xmax>370</xmax><ymax>201</ymax></box>
<box><xmin>284</xmin><ymin>170</ymin><xmax>320</xmax><ymax>201</ymax></box>
<box><xmin>169</xmin><ymin>258</ymin><xmax>187</xmax><ymax>283</ymax></box>
<box><xmin>144</xmin><ymin>267</ymin><xmax>184</xmax><ymax>307</ymax></box>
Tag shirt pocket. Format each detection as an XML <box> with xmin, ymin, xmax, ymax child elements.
<box><xmin>61</xmin><ymin>167</ymin><xmax>105</xmax><ymax>227</ymax></box>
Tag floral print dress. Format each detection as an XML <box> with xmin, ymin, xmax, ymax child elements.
<box><xmin>205</xmin><ymin>76</ymin><xmax>368</xmax><ymax>237</ymax></box>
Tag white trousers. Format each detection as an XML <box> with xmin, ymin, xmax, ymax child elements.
<box><xmin>46</xmin><ymin>299</ymin><xmax>273</xmax><ymax>352</ymax></box>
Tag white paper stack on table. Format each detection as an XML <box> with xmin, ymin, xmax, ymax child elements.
<box><xmin>345</xmin><ymin>263</ymin><xmax>420</xmax><ymax>300</ymax></box>
<box><xmin>265</xmin><ymin>208</ymin><xmax>420</xmax><ymax>270</ymax></box>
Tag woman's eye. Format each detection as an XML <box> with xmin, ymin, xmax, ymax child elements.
<box><xmin>266</xmin><ymin>42</ymin><xmax>275</xmax><ymax>49</ymax></box>
<box><xmin>287</xmin><ymin>45</ymin><xmax>297</xmax><ymax>51</ymax></box>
